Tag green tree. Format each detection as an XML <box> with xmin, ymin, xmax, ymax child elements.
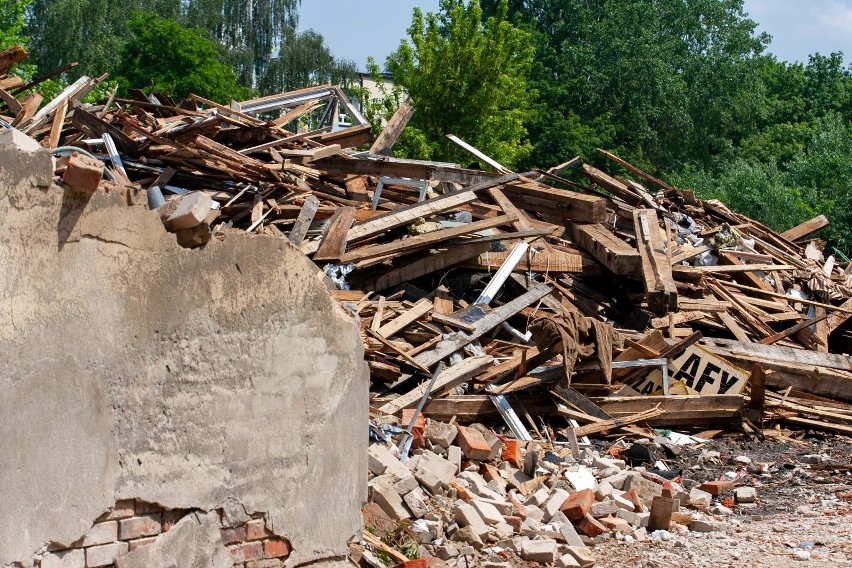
<box><xmin>1</xmin><ymin>0</ymin><xmax>29</xmax><ymax>50</ymax></box>
<box><xmin>386</xmin><ymin>0</ymin><xmax>534</xmax><ymax>169</ymax></box>
<box><xmin>258</xmin><ymin>29</ymin><xmax>356</xmax><ymax>95</ymax></box>
<box><xmin>114</xmin><ymin>13</ymin><xmax>250</xmax><ymax>102</ymax></box>
<box><xmin>482</xmin><ymin>0</ymin><xmax>769</xmax><ymax>171</ymax></box>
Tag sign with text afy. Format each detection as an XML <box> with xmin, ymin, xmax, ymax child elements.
<box><xmin>624</xmin><ymin>345</ymin><xmax>749</xmax><ymax>396</ymax></box>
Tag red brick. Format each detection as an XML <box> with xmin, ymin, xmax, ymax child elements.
<box><xmin>599</xmin><ymin>515</ymin><xmax>631</xmax><ymax>532</ymax></box>
<box><xmin>700</xmin><ymin>479</ymin><xmax>736</xmax><ymax>496</ymax></box>
<box><xmin>401</xmin><ymin>409</ymin><xmax>426</xmax><ymax>449</ymax></box>
<box><xmin>450</xmin><ymin>481</ymin><xmax>472</xmax><ymax>502</ymax></box>
<box><xmin>577</xmin><ymin>513</ymin><xmax>608</xmax><ymax>538</ymax></box>
<box><xmin>246</xmin><ymin>519</ymin><xmax>273</xmax><ymax>540</ymax></box>
<box><xmin>504</xmin><ymin>515</ymin><xmax>522</xmax><ymax>532</ymax></box>
<box><xmin>455</xmin><ymin>426</ymin><xmax>492</xmax><ymax>460</ymax></box>
<box><xmin>128</xmin><ymin>536</ymin><xmax>158</xmax><ymax>551</ymax></box>
<box><xmin>480</xmin><ymin>463</ymin><xmax>501</xmax><ymax>483</ymax></box>
<box><xmin>62</xmin><ymin>153</ymin><xmax>103</xmax><ymax>194</ymax></box>
<box><xmin>392</xmin><ymin>561</ymin><xmax>427</xmax><ymax>568</ymax></box>
<box><xmin>81</xmin><ymin>521</ymin><xmax>117</xmax><ymax>547</ymax></box>
<box><xmin>229</xmin><ymin>541</ymin><xmax>264</xmax><ymax>562</ymax></box>
<box><xmin>133</xmin><ymin>501</ymin><xmax>163</xmax><ymax>514</ymax></box>
<box><xmin>623</xmin><ymin>488</ymin><xmax>645</xmax><ymax>512</ymax></box>
<box><xmin>162</xmin><ymin>510</ymin><xmax>187</xmax><ymax>532</ymax></box>
<box><xmin>97</xmin><ymin>500</ymin><xmax>135</xmax><ymax>521</ymax></box>
<box><xmin>85</xmin><ymin>542</ymin><xmax>128</xmax><ymax>567</ymax></box>
<box><xmin>220</xmin><ymin>525</ymin><xmax>247</xmax><ymax>545</ymax></box>
<box><xmin>263</xmin><ymin>538</ymin><xmax>291</xmax><ymax>559</ymax></box>
<box><xmin>118</xmin><ymin>513</ymin><xmax>162</xmax><ymax>540</ymax></box>
<box><xmin>500</xmin><ymin>439</ymin><xmax>523</xmax><ymax>468</ymax></box>
<box><xmin>560</xmin><ymin>489</ymin><xmax>594</xmax><ymax>521</ymax></box>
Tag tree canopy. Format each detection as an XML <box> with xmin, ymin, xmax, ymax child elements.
<box><xmin>384</xmin><ymin>0</ymin><xmax>534</xmax><ymax>169</ymax></box>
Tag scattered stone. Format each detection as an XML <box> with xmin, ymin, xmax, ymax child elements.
<box><xmin>734</xmin><ymin>487</ymin><xmax>757</xmax><ymax>504</ymax></box>
<box><xmin>521</xmin><ymin>539</ymin><xmax>557</xmax><ymax>564</ymax></box>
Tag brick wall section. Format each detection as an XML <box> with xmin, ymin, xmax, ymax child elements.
<box><xmin>38</xmin><ymin>500</ymin><xmax>290</xmax><ymax>568</ymax></box>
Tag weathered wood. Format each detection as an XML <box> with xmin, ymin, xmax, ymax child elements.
<box><xmin>465</xmin><ymin>247</ymin><xmax>583</xmax><ymax>274</ymax></box>
<box><xmin>596</xmin><ymin>148</ymin><xmax>676</xmax><ymax>193</ymax></box>
<box><xmin>377</xmin><ymin>298</ymin><xmax>434</xmax><ymax>339</ymax></box>
<box><xmin>572</xmin><ymin>223</ymin><xmax>641</xmax><ymax>276</ymax></box>
<box><xmin>447</xmin><ymin>133</ymin><xmax>511</xmax><ymax>173</ymax></box>
<box><xmin>633</xmin><ymin>209</ymin><xmax>678</xmax><ymax>314</ymax></box>
<box><xmin>582</xmin><ymin>163</ymin><xmax>642</xmax><ymax>205</ymax></box>
<box><xmin>702</xmin><ymin>338</ymin><xmax>852</xmax><ymax>371</ymax></box>
<box><xmin>780</xmin><ymin>215</ymin><xmax>830</xmax><ymax>242</ymax></box>
<box><xmin>314</xmin><ymin>154</ymin><xmax>497</xmax><ymax>185</ymax></box>
<box><xmin>413</xmin><ymin>283</ymin><xmax>552</xmax><ymax>368</ymax></box>
<box><xmin>716</xmin><ymin>311</ymin><xmax>752</xmax><ymax>343</ymax></box>
<box><xmin>827</xmin><ymin>296</ymin><xmax>852</xmax><ymax>333</ymax></box>
<box><xmin>370</xmin><ymin>104</ymin><xmax>415</xmax><ymax>155</ymax></box>
<box><xmin>377</xmin><ymin>355</ymin><xmax>495</xmax><ymax>415</ymax></box>
<box><xmin>501</xmin><ymin>180</ymin><xmax>608</xmax><ymax>224</ymax></box>
<box><xmin>366</xmin><ymin>240</ymin><xmax>494</xmax><ymax>292</ymax></box>
<box><xmin>313</xmin><ymin>206</ymin><xmax>357</xmax><ymax>262</ymax></box>
<box><xmin>289</xmin><ymin>195</ymin><xmax>320</xmax><ymax>246</ymax></box>
<box><xmin>673</xmin><ymin>263</ymin><xmax>796</xmax><ymax>275</ymax></box>
<box><xmin>651</xmin><ymin>311</ymin><xmax>709</xmax><ymax>329</ymax></box>
<box><xmin>340</xmin><ymin>214</ymin><xmax>516</xmax><ymax>264</ymax></box>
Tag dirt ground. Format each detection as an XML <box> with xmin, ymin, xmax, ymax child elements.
<box><xmin>590</xmin><ymin>430</ymin><xmax>852</xmax><ymax>567</ymax></box>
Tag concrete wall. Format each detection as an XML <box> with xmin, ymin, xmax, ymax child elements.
<box><xmin>0</xmin><ymin>129</ymin><xmax>368</xmax><ymax>568</ymax></box>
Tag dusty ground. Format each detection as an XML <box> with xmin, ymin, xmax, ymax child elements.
<box><xmin>591</xmin><ymin>431</ymin><xmax>852</xmax><ymax>567</ymax></box>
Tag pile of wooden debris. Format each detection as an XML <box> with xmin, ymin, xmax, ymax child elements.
<box><xmin>2</xmin><ymin>45</ymin><xmax>849</xmax><ymax>443</ymax></box>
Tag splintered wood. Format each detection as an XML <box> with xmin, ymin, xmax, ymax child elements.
<box><xmin>3</xmin><ymin>42</ymin><xmax>849</xmax><ymax>439</ymax></box>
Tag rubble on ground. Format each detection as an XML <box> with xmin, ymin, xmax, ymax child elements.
<box><xmin>1</xmin><ymin>44</ymin><xmax>850</xmax><ymax>567</ymax></box>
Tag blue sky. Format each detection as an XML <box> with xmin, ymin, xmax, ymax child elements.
<box><xmin>298</xmin><ymin>0</ymin><xmax>852</xmax><ymax>70</ymax></box>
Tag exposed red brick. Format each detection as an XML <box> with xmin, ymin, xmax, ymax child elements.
<box><xmin>500</xmin><ymin>438</ymin><xmax>523</xmax><ymax>468</ymax></box>
<box><xmin>220</xmin><ymin>525</ymin><xmax>247</xmax><ymax>545</ymax></box>
<box><xmin>401</xmin><ymin>409</ymin><xmax>426</xmax><ymax>449</ymax></box>
<box><xmin>246</xmin><ymin>518</ymin><xmax>273</xmax><ymax>540</ymax></box>
<box><xmin>61</xmin><ymin>153</ymin><xmax>103</xmax><ymax>194</ymax></box>
<box><xmin>455</xmin><ymin>426</ymin><xmax>491</xmax><ymax>460</ymax></box>
<box><xmin>118</xmin><ymin>513</ymin><xmax>162</xmax><ymax>540</ymax></box>
<box><xmin>97</xmin><ymin>500</ymin><xmax>135</xmax><ymax>522</ymax></box>
<box><xmin>504</xmin><ymin>515</ymin><xmax>522</xmax><ymax>532</ymax></box>
<box><xmin>81</xmin><ymin>521</ymin><xmax>118</xmax><ymax>547</ymax></box>
<box><xmin>450</xmin><ymin>481</ymin><xmax>472</xmax><ymax>502</ymax></box>
<box><xmin>128</xmin><ymin>536</ymin><xmax>158</xmax><ymax>551</ymax></box>
<box><xmin>162</xmin><ymin>510</ymin><xmax>187</xmax><ymax>532</ymax></box>
<box><xmin>263</xmin><ymin>538</ymin><xmax>291</xmax><ymax>559</ymax></box>
<box><xmin>229</xmin><ymin>541</ymin><xmax>264</xmax><ymax>562</ymax></box>
<box><xmin>700</xmin><ymin>479</ymin><xmax>736</xmax><ymax>496</ymax></box>
<box><xmin>560</xmin><ymin>489</ymin><xmax>594</xmax><ymax>521</ymax></box>
<box><xmin>85</xmin><ymin>542</ymin><xmax>128</xmax><ymax>567</ymax></box>
<box><xmin>133</xmin><ymin>501</ymin><xmax>164</xmax><ymax>515</ymax></box>
<box><xmin>600</xmin><ymin>515</ymin><xmax>631</xmax><ymax>532</ymax></box>
<box><xmin>578</xmin><ymin>513</ymin><xmax>608</xmax><ymax>538</ymax></box>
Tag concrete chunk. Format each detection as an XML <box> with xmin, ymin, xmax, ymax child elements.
<box><xmin>371</xmin><ymin>480</ymin><xmax>411</xmax><ymax>520</ymax></box>
<box><xmin>453</xmin><ymin>503</ymin><xmax>489</xmax><ymax>539</ymax></box>
<box><xmin>521</xmin><ymin>539</ymin><xmax>557</xmax><ymax>564</ymax></box>
<box><xmin>425</xmin><ymin>422</ymin><xmax>458</xmax><ymax>449</ymax></box>
<box><xmin>543</xmin><ymin>488</ymin><xmax>570</xmax><ymax>521</ymax></box>
<box><xmin>471</xmin><ymin>499</ymin><xmax>504</xmax><ymax>525</ymax></box>
<box><xmin>162</xmin><ymin>191</ymin><xmax>213</xmax><ymax>231</ymax></box>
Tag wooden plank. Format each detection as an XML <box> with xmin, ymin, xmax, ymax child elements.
<box><xmin>764</xmin><ymin>368</ymin><xmax>852</xmax><ymax>403</ymax></box>
<box><xmin>433</xmin><ymin>286</ymin><xmax>454</xmax><ymax>315</ymax></box>
<box><xmin>377</xmin><ymin>355</ymin><xmax>495</xmax><ymax>415</ymax></box>
<box><xmin>723</xmin><ymin>281</ymin><xmax>852</xmax><ymax>314</ymax></box>
<box><xmin>673</xmin><ymin>263</ymin><xmax>796</xmax><ymax>275</ymax></box>
<box><xmin>313</xmin><ymin>206</ymin><xmax>356</xmax><ymax>262</ymax></box>
<box><xmin>827</xmin><ymin>297</ymin><xmax>852</xmax><ymax>333</ymax></box>
<box><xmin>364</xmin><ymin>328</ymin><xmax>431</xmax><ymax>373</ymax></box>
<box><xmin>716</xmin><ymin>311</ymin><xmax>752</xmax><ymax>343</ymax></box>
<box><xmin>367</xmin><ymin>240</ymin><xmax>494</xmax><ymax>292</ymax></box>
<box><xmin>340</xmin><ymin>214</ymin><xmax>516</xmax><ymax>264</ymax></box>
<box><xmin>779</xmin><ymin>415</ymin><xmax>852</xmax><ymax>436</ymax></box>
<box><xmin>571</xmin><ymin>407</ymin><xmax>663</xmax><ymax>437</ymax></box>
<box><xmin>780</xmin><ymin>215</ymin><xmax>830</xmax><ymax>242</ymax></box>
<box><xmin>289</xmin><ymin>195</ymin><xmax>320</xmax><ymax>246</ymax></box>
<box><xmin>466</xmin><ymin>248</ymin><xmax>583</xmax><ymax>273</ymax></box>
<box><xmin>319</xmin><ymin>124</ymin><xmax>373</xmax><ymax>148</ymax></box>
<box><xmin>633</xmin><ymin>209</ymin><xmax>678</xmax><ymax>314</ymax></box>
<box><xmin>596</xmin><ymin>148</ymin><xmax>676</xmax><ymax>192</ymax></box>
<box><xmin>301</xmin><ymin>174</ymin><xmax>518</xmax><ymax>255</ymax></box>
<box><xmin>376</xmin><ymin>299</ymin><xmax>434</xmax><ymax>339</ymax></box>
<box><xmin>701</xmin><ymin>339</ymin><xmax>852</xmax><ymax>371</ymax></box>
<box><xmin>501</xmin><ymin>180</ymin><xmax>608</xmax><ymax>224</ymax></box>
<box><xmin>414</xmin><ymin>283</ymin><xmax>552</xmax><ymax>368</ymax></box>
<box><xmin>271</xmin><ymin>99</ymin><xmax>323</xmax><ymax>127</ymax></box>
<box><xmin>651</xmin><ymin>311</ymin><xmax>710</xmax><ymax>329</ymax></box>
<box><xmin>314</xmin><ymin>154</ymin><xmax>496</xmax><ymax>185</ymax></box>
<box><xmin>46</xmin><ymin>99</ymin><xmax>68</xmax><ymax>149</ymax></box>
<box><xmin>370</xmin><ymin>104</ymin><xmax>415</xmax><ymax>155</ymax></box>
<box><xmin>573</xmin><ymin>223</ymin><xmax>641</xmax><ymax>276</ymax></box>
<box><xmin>582</xmin><ymin>163</ymin><xmax>642</xmax><ymax>205</ymax></box>
<box><xmin>758</xmin><ymin>312</ymin><xmax>831</xmax><ymax>345</ymax></box>
<box><xmin>370</xmin><ymin>296</ymin><xmax>386</xmax><ymax>331</ymax></box>
<box><xmin>430</xmin><ymin>312</ymin><xmax>477</xmax><ymax>333</ymax></box>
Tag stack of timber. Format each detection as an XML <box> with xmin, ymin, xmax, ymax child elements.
<box><xmin>2</xmin><ymin>44</ymin><xmax>850</xmax><ymax>441</ymax></box>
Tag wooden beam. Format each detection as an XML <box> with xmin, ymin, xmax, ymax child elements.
<box><xmin>780</xmin><ymin>215</ymin><xmax>829</xmax><ymax>242</ymax></box>
<box><xmin>633</xmin><ymin>209</ymin><xmax>678</xmax><ymax>314</ymax></box>
<box><xmin>289</xmin><ymin>195</ymin><xmax>320</xmax><ymax>246</ymax></box>
<box><xmin>377</xmin><ymin>356</ymin><xmax>495</xmax><ymax>415</ymax></box>
<box><xmin>313</xmin><ymin>206</ymin><xmax>356</xmax><ymax>262</ymax></box>
<box><xmin>572</xmin><ymin>223</ymin><xmax>641</xmax><ymax>276</ymax></box>
<box><xmin>446</xmin><ymin>133</ymin><xmax>511</xmax><ymax>173</ymax></box>
<box><xmin>377</xmin><ymin>298</ymin><xmax>434</xmax><ymax>339</ymax></box>
<box><xmin>501</xmin><ymin>180</ymin><xmax>608</xmax><ymax>224</ymax></box>
<box><xmin>582</xmin><ymin>163</ymin><xmax>642</xmax><ymax>205</ymax></box>
<box><xmin>370</xmin><ymin>104</ymin><xmax>414</xmax><ymax>155</ymax></box>
<box><xmin>413</xmin><ymin>283</ymin><xmax>552</xmax><ymax>368</ymax></box>
<box><xmin>366</xmin><ymin>240</ymin><xmax>494</xmax><ymax>292</ymax></box>
<box><xmin>340</xmin><ymin>214</ymin><xmax>516</xmax><ymax>264</ymax></box>
<box><xmin>596</xmin><ymin>148</ymin><xmax>676</xmax><ymax>192</ymax></box>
